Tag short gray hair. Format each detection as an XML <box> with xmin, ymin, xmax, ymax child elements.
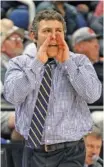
<box><xmin>84</xmin><ymin>125</ymin><xmax>103</xmax><ymax>139</ymax></box>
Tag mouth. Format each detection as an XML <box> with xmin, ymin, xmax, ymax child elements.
<box><xmin>48</xmin><ymin>44</ymin><xmax>58</xmax><ymax>47</ymax></box>
<box><xmin>88</xmin><ymin>155</ymin><xmax>93</xmax><ymax>159</ymax></box>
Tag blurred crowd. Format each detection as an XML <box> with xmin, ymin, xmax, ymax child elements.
<box><xmin>0</xmin><ymin>1</ymin><xmax>104</xmax><ymax>167</ymax></box>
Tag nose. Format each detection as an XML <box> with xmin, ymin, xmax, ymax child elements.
<box><xmin>15</xmin><ymin>39</ymin><xmax>23</xmax><ymax>45</ymax></box>
<box><xmin>92</xmin><ymin>147</ymin><xmax>98</xmax><ymax>154</ymax></box>
<box><xmin>51</xmin><ymin>31</ymin><xmax>56</xmax><ymax>40</ymax></box>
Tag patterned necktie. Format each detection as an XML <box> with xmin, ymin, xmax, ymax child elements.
<box><xmin>28</xmin><ymin>59</ymin><xmax>55</xmax><ymax>148</ymax></box>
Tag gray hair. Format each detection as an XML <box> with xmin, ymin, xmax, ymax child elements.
<box><xmin>84</xmin><ymin>125</ymin><xmax>103</xmax><ymax>139</ymax></box>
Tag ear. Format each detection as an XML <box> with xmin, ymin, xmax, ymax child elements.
<box><xmin>29</xmin><ymin>32</ymin><xmax>37</xmax><ymax>43</ymax></box>
<box><xmin>74</xmin><ymin>43</ymin><xmax>83</xmax><ymax>52</ymax></box>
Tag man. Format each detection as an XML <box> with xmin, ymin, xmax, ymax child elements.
<box><xmin>1</xmin><ymin>18</ymin><xmax>24</xmax><ymax>84</ymax></box>
<box><xmin>4</xmin><ymin>10</ymin><xmax>101</xmax><ymax>167</ymax></box>
<box><xmin>36</xmin><ymin>1</ymin><xmax>87</xmax><ymax>48</ymax></box>
<box><xmin>1</xmin><ymin>19</ymin><xmax>24</xmax><ymax>167</ymax></box>
<box><xmin>71</xmin><ymin>27</ymin><xmax>100</xmax><ymax>63</ymax></box>
<box><xmin>1</xmin><ymin>19</ymin><xmax>24</xmax><ymax>135</ymax></box>
<box><xmin>84</xmin><ymin>126</ymin><xmax>103</xmax><ymax>167</ymax></box>
<box><xmin>71</xmin><ymin>27</ymin><xmax>103</xmax><ymax>105</ymax></box>
<box><xmin>1</xmin><ymin>18</ymin><xmax>24</xmax><ymax>125</ymax></box>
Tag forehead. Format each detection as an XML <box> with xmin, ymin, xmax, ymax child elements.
<box><xmin>38</xmin><ymin>20</ymin><xmax>64</xmax><ymax>30</ymax></box>
<box><xmin>86</xmin><ymin>135</ymin><xmax>102</xmax><ymax>145</ymax></box>
<box><xmin>82</xmin><ymin>38</ymin><xmax>98</xmax><ymax>43</ymax></box>
<box><xmin>9</xmin><ymin>33</ymin><xmax>22</xmax><ymax>37</ymax></box>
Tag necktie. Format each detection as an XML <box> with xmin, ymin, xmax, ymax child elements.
<box><xmin>28</xmin><ymin>59</ymin><xmax>55</xmax><ymax>148</ymax></box>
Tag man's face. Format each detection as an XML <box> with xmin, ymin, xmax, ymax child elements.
<box><xmin>75</xmin><ymin>38</ymin><xmax>99</xmax><ymax>63</ymax></box>
<box><xmin>85</xmin><ymin>135</ymin><xmax>102</xmax><ymax>165</ymax></box>
<box><xmin>2</xmin><ymin>33</ymin><xmax>24</xmax><ymax>58</ymax></box>
<box><xmin>36</xmin><ymin>20</ymin><xmax>64</xmax><ymax>58</ymax></box>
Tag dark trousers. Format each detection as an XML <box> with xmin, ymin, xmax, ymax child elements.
<box><xmin>22</xmin><ymin>139</ymin><xmax>85</xmax><ymax>167</ymax></box>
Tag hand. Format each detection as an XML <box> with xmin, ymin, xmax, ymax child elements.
<box><xmin>56</xmin><ymin>33</ymin><xmax>69</xmax><ymax>63</ymax></box>
<box><xmin>37</xmin><ymin>36</ymin><xmax>51</xmax><ymax>64</ymax></box>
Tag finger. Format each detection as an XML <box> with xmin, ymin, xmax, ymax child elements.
<box><xmin>42</xmin><ymin>35</ymin><xmax>51</xmax><ymax>50</ymax></box>
<box><xmin>56</xmin><ymin>33</ymin><xmax>65</xmax><ymax>45</ymax></box>
<box><xmin>56</xmin><ymin>47</ymin><xmax>63</xmax><ymax>62</ymax></box>
<box><xmin>56</xmin><ymin>33</ymin><xmax>66</xmax><ymax>51</ymax></box>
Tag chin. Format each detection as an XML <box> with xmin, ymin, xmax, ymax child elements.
<box><xmin>48</xmin><ymin>52</ymin><xmax>58</xmax><ymax>58</ymax></box>
<box><xmin>48</xmin><ymin>54</ymin><xmax>56</xmax><ymax>58</ymax></box>
<box><xmin>47</xmin><ymin>48</ymin><xmax>58</xmax><ymax>58</ymax></box>
<box><xmin>87</xmin><ymin>158</ymin><xmax>93</xmax><ymax>165</ymax></box>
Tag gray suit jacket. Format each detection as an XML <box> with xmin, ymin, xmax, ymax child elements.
<box><xmin>93</xmin><ymin>162</ymin><xmax>102</xmax><ymax>167</ymax></box>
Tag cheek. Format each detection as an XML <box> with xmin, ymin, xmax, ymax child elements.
<box><xmin>17</xmin><ymin>43</ymin><xmax>24</xmax><ymax>48</ymax></box>
<box><xmin>38</xmin><ymin>33</ymin><xmax>47</xmax><ymax>45</ymax></box>
<box><xmin>59</xmin><ymin>32</ymin><xmax>65</xmax><ymax>39</ymax></box>
<box><xmin>61</xmin><ymin>33</ymin><xmax>65</xmax><ymax>39</ymax></box>
<box><xmin>6</xmin><ymin>42</ymin><xmax>15</xmax><ymax>48</ymax></box>
<box><xmin>38</xmin><ymin>38</ymin><xmax>46</xmax><ymax>47</ymax></box>
<box><xmin>97</xmin><ymin>148</ymin><xmax>101</xmax><ymax>154</ymax></box>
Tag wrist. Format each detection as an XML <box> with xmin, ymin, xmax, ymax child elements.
<box><xmin>38</xmin><ymin>56</ymin><xmax>48</xmax><ymax>64</ymax></box>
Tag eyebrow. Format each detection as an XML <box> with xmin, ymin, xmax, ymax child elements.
<box><xmin>42</xmin><ymin>27</ymin><xmax>63</xmax><ymax>31</ymax></box>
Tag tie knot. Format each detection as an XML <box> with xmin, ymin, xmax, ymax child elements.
<box><xmin>45</xmin><ymin>58</ymin><xmax>56</xmax><ymax>66</ymax></box>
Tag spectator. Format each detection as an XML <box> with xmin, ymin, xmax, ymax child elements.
<box><xmin>1</xmin><ymin>18</ymin><xmax>24</xmax><ymax>56</ymax></box>
<box><xmin>76</xmin><ymin>4</ymin><xmax>89</xmax><ymax>15</ymax></box>
<box><xmin>0</xmin><ymin>18</ymin><xmax>25</xmax><ymax>138</ymax></box>
<box><xmin>7</xmin><ymin>5</ymin><xmax>29</xmax><ymax>30</ymax></box>
<box><xmin>1</xmin><ymin>1</ymin><xmax>23</xmax><ymax>18</ymax></box>
<box><xmin>94</xmin><ymin>0</ymin><xmax>104</xmax><ymax>17</ymax></box>
<box><xmin>1</xmin><ymin>18</ymin><xmax>24</xmax><ymax>167</ymax></box>
<box><xmin>0</xmin><ymin>73</ymin><xmax>15</xmax><ymax>139</ymax></box>
<box><xmin>1</xmin><ymin>18</ymin><xmax>24</xmax><ymax>84</ymax></box>
<box><xmin>84</xmin><ymin>126</ymin><xmax>103</xmax><ymax>167</ymax></box>
<box><xmin>1</xmin><ymin>111</ymin><xmax>15</xmax><ymax>136</ymax></box>
<box><xmin>71</xmin><ymin>27</ymin><xmax>103</xmax><ymax>105</ymax></box>
<box><xmin>90</xmin><ymin>15</ymin><xmax>103</xmax><ymax>57</ymax></box>
<box><xmin>91</xmin><ymin>111</ymin><xmax>104</xmax><ymax>136</ymax></box>
<box><xmin>71</xmin><ymin>27</ymin><xmax>100</xmax><ymax>63</ymax></box>
<box><xmin>0</xmin><ymin>18</ymin><xmax>25</xmax><ymax>137</ymax></box>
<box><xmin>88</xmin><ymin>0</ymin><xmax>103</xmax><ymax>29</ymax></box>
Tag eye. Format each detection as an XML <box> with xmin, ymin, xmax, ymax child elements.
<box><xmin>56</xmin><ymin>29</ymin><xmax>62</xmax><ymax>32</ymax></box>
<box><xmin>96</xmin><ymin>146</ymin><xmax>101</xmax><ymax>149</ymax></box>
<box><xmin>43</xmin><ymin>29</ymin><xmax>51</xmax><ymax>33</ymax></box>
<box><xmin>87</xmin><ymin>144</ymin><xmax>94</xmax><ymax>148</ymax></box>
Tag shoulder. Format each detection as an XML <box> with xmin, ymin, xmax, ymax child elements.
<box><xmin>36</xmin><ymin>2</ymin><xmax>52</xmax><ymax>13</ymax></box>
<box><xmin>1</xmin><ymin>53</ymin><xmax>10</xmax><ymax>62</ymax></box>
<box><xmin>69</xmin><ymin>51</ymin><xmax>93</xmax><ymax>67</ymax></box>
<box><xmin>70</xmin><ymin>51</ymin><xmax>90</xmax><ymax>62</ymax></box>
<box><xmin>9</xmin><ymin>53</ymin><xmax>35</xmax><ymax>69</ymax></box>
<box><xmin>94</xmin><ymin>162</ymin><xmax>102</xmax><ymax>167</ymax></box>
<box><xmin>64</xmin><ymin>3</ymin><xmax>77</xmax><ymax>15</ymax></box>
